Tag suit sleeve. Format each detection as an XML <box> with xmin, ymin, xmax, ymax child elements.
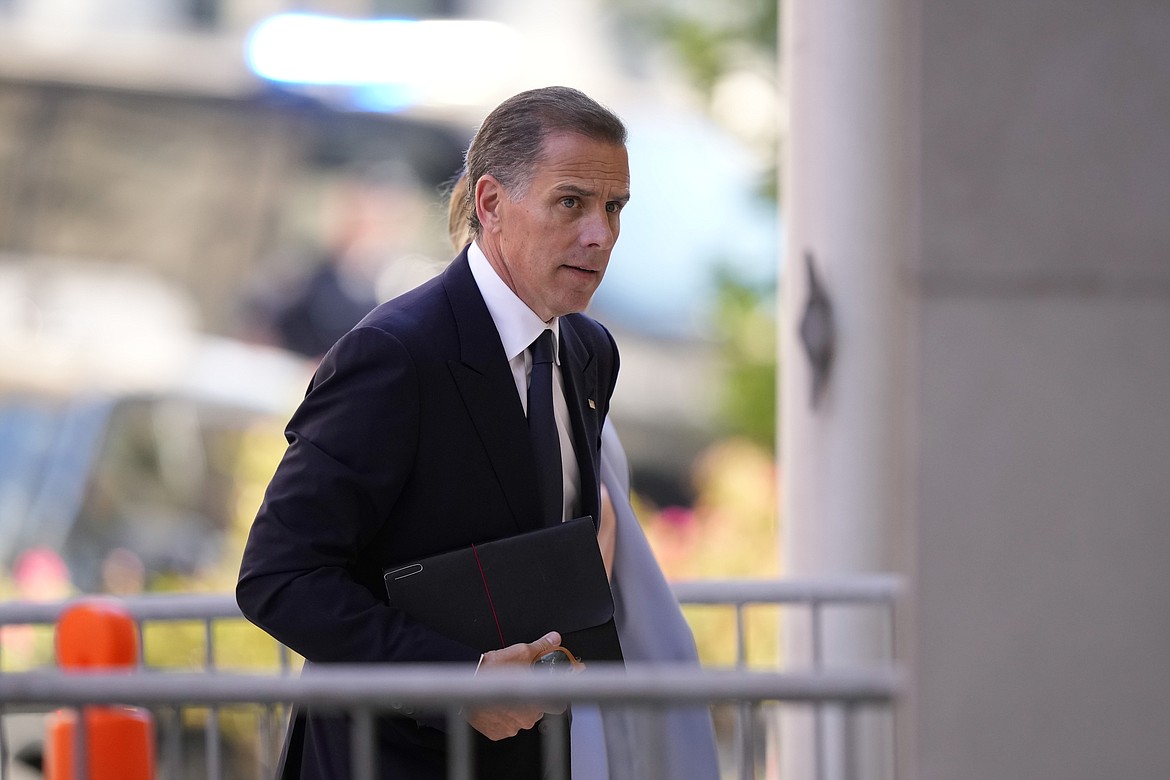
<box><xmin>236</xmin><ymin>325</ymin><xmax>479</xmax><ymax>665</ymax></box>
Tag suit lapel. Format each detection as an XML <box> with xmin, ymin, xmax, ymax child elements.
<box><xmin>559</xmin><ymin>318</ymin><xmax>602</xmax><ymax>527</ymax></box>
<box><xmin>442</xmin><ymin>253</ymin><xmax>544</xmax><ymax>533</ymax></box>
<box><xmin>441</xmin><ymin>253</ymin><xmax>605</xmax><ymax>534</ymax></box>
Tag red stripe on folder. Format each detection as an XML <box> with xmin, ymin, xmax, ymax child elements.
<box><xmin>471</xmin><ymin>542</ymin><xmax>506</xmax><ymax>649</ymax></box>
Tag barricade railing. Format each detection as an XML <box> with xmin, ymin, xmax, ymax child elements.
<box><xmin>0</xmin><ymin>577</ymin><xmax>903</xmax><ymax>780</ymax></box>
<box><xmin>672</xmin><ymin>576</ymin><xmax>902</xmax><ymax>779</ymax></box>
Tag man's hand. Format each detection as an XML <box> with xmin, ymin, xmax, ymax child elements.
<box><xmin>465</xmin><ymin>631</ymin><xmax>562</xmax><ymax>741</ymax></box>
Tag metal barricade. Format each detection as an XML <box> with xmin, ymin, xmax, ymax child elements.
<box><xmin>672</xmin><ymin>577</ymin><xmax>902</xmax><ymax>780</ymax></box>
<box><xmin>0</xmin><ymin>578</ymin><xmax>902</xmax><ymax>780</ymax></box>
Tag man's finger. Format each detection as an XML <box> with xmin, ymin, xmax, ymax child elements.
<box><xmin>527</xmin><ymin>631</ymin><xmax>562</xmax><ymax>660</ymax></box>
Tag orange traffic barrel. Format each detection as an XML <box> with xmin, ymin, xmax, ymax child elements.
<box><xmin>44</xmin><ymin>598</ymin><xmax>155</xmax><ymax>780</ymax></box>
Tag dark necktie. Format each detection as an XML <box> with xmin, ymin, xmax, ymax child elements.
<box><xmin>527</xmin><ymin>330</ymin><xmax>563</xmax><ymax>526</ymax></box>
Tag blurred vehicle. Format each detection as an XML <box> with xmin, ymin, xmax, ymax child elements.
<box><xmin>0</xmin><ymin>259</ymin><xmax>310</xmax><ymax>597</ymax></box>
<box><xmin>1</xmin><ymin>389</ymin><xmax>279</xmax><ymax>594</ymax></box>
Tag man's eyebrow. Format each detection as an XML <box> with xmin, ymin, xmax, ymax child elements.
<box><xmin>553</xmin><ymin>184</ymin><xmax>595</xmax><ymax>197</ymax></box>
<box><xmin>552</xmin><ymin>184</ymin><xmax>631</xmax><ymax>203</ymax></box>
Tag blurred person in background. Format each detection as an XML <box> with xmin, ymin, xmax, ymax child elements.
<box><xmin>248</xmin><ymin>164</ymin><xmax>426</xmax><ymax>360</ymax></box>
<box><xmin>238</xmin><ymin>86</ymin><xmax>632</xmax><ymax>779</ymax></box>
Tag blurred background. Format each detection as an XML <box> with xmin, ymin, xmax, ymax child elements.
<box><xmin>0</xmin><ymin>0</ymin><xmax>782</xmax><ymax>665</ymax></box>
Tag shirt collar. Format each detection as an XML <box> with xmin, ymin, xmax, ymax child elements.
<box><xmin>467</xmin><ymin>241</ymin><xmax>560</xmax><ymax>364</ymax></box>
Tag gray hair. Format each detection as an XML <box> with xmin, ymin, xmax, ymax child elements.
<box><xmin>463</xmin><ymin>86</ymin><xmax>627</xmax><ymax>237</ymax></box>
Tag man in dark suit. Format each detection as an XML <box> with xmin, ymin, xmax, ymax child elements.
<box><xmin>237</xmin><ymin>86</ymin><xmax>630</xmax><ymax>779</ymax></box>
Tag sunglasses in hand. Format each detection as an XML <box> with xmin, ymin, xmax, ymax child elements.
<box><xmin>532</xmin><ymin>645</ymin><xmax>585</xmax><ymax>672</ymax></box>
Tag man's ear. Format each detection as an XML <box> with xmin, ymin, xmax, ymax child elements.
<box><xmin>475</xmin><ymin>175</ymin><xmax>505</xmax><ymax>234</ymax></box>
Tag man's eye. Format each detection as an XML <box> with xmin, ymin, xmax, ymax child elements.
<box><xmin>560</xmin><ymin>197</ymin><xmax>579</xmax><ymax>208</ymax></box>
<box><xmin>605</xmin><ymin>202</ymin><xmax>623</xmax><ymax>214</ymax></box>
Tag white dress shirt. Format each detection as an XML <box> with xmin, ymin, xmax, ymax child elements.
<box><xmin>467</xmin><ymin>242</ymin><xmax>580</xmax><ymax>521</ymax></box>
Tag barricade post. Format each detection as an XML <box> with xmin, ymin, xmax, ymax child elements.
<box><xmin>44</xmin><ymin>598</ymin><xmax>155</xmax><ymax>780</ymax></box>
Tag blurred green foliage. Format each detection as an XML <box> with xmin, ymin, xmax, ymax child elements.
<box><xmin>606</xmin><ymin>0</ymin><xmax>780</xmax><ymax>202</ymax></box>
<box><xmin>606</xmin><ymin>0</ymin><xmax>781</xmax><ymax>450</ymax></box>
<box><xmin>607</xmin><ymin>0</ymin><xmax>778</xmax><ymax>95</ymax></box>
<box><xmin>712</xmin><ymin>269</ymin><xmax>778</xmax><ymax>452</ymax></box>
<box><xmin>637</xmin><ymin>438</ymin><xmax>779</xmax><ymax>667</ymax></box>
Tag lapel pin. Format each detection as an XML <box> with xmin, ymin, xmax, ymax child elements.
<box><xmin>588</xmin><ymin>399</ymin><xmax>596</xmax><ymax>410</ymax></box>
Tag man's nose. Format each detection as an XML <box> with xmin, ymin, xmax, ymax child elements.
<box><xmin>580</xmin><ymin>209</ymin><xmax>618</xmax><ymax>250</ymax></box>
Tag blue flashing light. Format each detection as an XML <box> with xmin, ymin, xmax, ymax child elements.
<box><xmin>245</xmin><ymin>13</ymin><xmax>519</xmax><ymax>107</ymax></box>
<box><xmin>247</xmin><ymin>14</ymin><xmax>418</xmax><ymax>86</ymax></box>
<box><xmin>351</xmin><ymin>83</ymin><xmax>422</xmax><ymax>113</ymax></box>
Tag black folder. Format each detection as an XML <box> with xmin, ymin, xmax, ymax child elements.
<box><xmin>383</xmin><ymin>516</ymin><xmax>623</xmax><ymax>664</ymax></box>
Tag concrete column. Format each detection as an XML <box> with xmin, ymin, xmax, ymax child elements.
<box><xmin>778</xmin><ymin>0</ymin><xmax>915</xmax><ymax>777</ymax></box>
<box><xmin>781</xmin><ymin>1</ymin><xmax>1170</xmax><ymax>779</ymax></box>
<box><xmin>911</xmin><ymin>1</ymin><xmax>1170</xmax><ymax>778</ymax></box>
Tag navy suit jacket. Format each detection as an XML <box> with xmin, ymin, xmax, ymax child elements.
<box><xmin>237</xmin><ymin>249</ymin><xmax>619</xmax><ymax>778</ymax></box>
